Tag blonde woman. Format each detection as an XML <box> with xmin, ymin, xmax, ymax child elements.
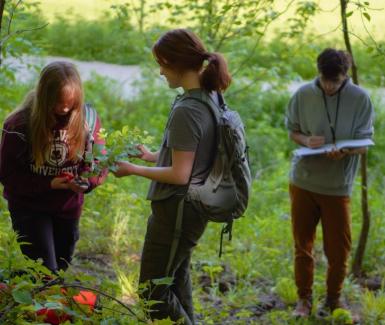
<box><xmin>0</xmin><ymin>61</ymin><xmax>106</xmax><ymax>272</ymax></box>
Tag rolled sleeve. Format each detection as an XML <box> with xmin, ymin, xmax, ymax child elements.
<box><xmin>354</xmin><ymin>95</ymin><xmax>374</xmax><ymax>140</ymax></box>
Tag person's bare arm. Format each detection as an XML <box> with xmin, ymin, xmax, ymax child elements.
<box><xmin>289</xmin><ymin>131</ymin><xmax>325</xmax><ymax>148</ymax></box>
<box><xmin>113</xmin><ymin>149</ymin><xmax>195</xmax><ymax>185</ymax></box>
<box><xmin>136</xmin><ymin>145</ymin><xmax>160</xmax><ymax>163</ymax></box>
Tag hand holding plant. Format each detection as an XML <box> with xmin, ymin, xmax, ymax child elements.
<box><xmin>81</xmin><ymin>126</ymin><xmax>154</xmax><ymax>178</ymax></box>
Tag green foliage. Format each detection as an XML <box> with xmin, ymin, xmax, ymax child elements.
<box><xmin>281</xmin><ymin>1</ymin><xmax>319</xmax><ymax>39</ymax></box>
<box><xmin>40</xmin><ymin>16</ymin><xmax>145</xmax><ymax>65</ymax></box>
<box><xmin>154</xmin><ymin>0</ymin><xmax>281</xmax><ymax>47</ymax></box>
<box><xmin>329</xmin><ymin>308</ymin><xmax>354</xmax><ymax>324</ymax></box>
<box><xmin>82</xmin><ymin>126</ymin><xmax>153</xmax><ymax>177</ymax></box>
<box><xmin>0</xmin><ymin>1</ymin><xmax>42</xmax><ymax>121</ymax></box>
<box><xmin>361</xmin><ymin>289</ymin><xmax>385</xmax><ymax>323</ymax></box>
<box><xmin>0</xmin><ymin>0</ymin><xmax>43</xmax><ymax>60</ymax></box>
<box><xmin>13</xmin><ymin>6</ymin><xmax>148</xmax><ymax>65</ymax></box>
<box><xmin>273</xmin><ymin>277</ymin><xmax>297</xmax><ymax>305</ymax></box>
<box><xmin>202</xmin><ymin>264</ymin><xmax>223</xmax><ymax>285</ymax></box>
<box><xmin>5</xmin><ymin>0</ymin><xmax>385</xmax><ymax>89</ymax></box>
<box><xmin>2</xmin><ymin>1</ymin><xmax>385</xmax><ymax>323</ymax></box>
<box><xmin>2</xmin><ymin>61</ymin><xmax>385</xmax><ymax>324</ymax></box>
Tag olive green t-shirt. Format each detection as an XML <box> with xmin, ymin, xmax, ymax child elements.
<box><xmin>147</xmin><ymin>89</ymin><xmax>216</xmax><ymax>201</ymax></box>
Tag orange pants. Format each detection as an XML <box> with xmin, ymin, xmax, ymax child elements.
<box><xmin>289</xmin><ymin>184</ymin><xmax>352</xmax><ymax>300</ymax></box>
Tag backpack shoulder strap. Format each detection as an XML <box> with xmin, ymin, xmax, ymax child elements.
<box><xmin>179</xmin><ymin>92</ymin><xmax>222</xmax><ymax>124</ymax></box>
<box><xmin>84</xmin><ymin>103</ymin><xmax>97</xmax><ymax>140</ymax></box>
<box><xmin>217</xmin><ymin>92</ymin><xmax>226</xmax><ymax>110</ymax></box>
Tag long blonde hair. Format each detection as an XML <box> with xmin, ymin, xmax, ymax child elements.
<box><xmin>17</xmin><ymin>61</ymin><xmax>85</xmax><ymax>166</ymax></box>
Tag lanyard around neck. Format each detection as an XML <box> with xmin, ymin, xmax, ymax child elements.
<box><xmin>322</xmin><ymin>91</ymin><xmax>341</xmax><ymax>144</ymax></box>
<box><xmin>319</xmin><ymin>77</ymin><xmax>348</xmax><ymax>144</ymax></box>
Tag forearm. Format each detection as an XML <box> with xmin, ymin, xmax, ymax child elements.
<box><xmin>151</xmin><ymin>150</ymin><xmax>160</xmax><ymax>163</ymax></box>
<box><xmin>85</xmin><ymin>168</ymin><xmax>109</xmax><ymax>193</ymax></box>
<box><xmin>130</xmin><ymin>164</ymin><xmax>189</xmax><ymax>185</ymax></box>
<box><xmin>140</xmin><ymin>149</ymin><xmax>160</xmax><ymax>163</ymax></box>
<box><xmin>289</xmin><ymin>131</ymin><xmax>308</xmax><ymax>146</ymax></box>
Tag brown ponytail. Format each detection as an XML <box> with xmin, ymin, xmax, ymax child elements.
<box><xmin>152</xmin><ymin>29</ymin><xmax>231</xmax><ymax>92</ymax></box>
<box><xmin>200</xmin><ymin>52</ymin><xmax>231</xmax><ymax>92</ymax></box>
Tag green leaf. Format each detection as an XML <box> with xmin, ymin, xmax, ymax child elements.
<box><xmin>363</xmin><ymin>12</ymin><xmax>371</xmax><ymax>21</ymax></box>
<box><xmin>153</xmin><ymin>317</ymin><xmax>175</xmax><ymax>325</ymax></box>
<box><xmin>32</xmin><ymin>302</ymin><xmax>44</xmax><ymax>311</ymax></box>
<box><xmin>152</xmin><ymin>277</ymin><xmax>174</xmax><ymax>286</ymax></box>
<box><xmin>108</xmin><ymin>165</ymin><xmax>118</xmax><ymax>172</ymax></box>
<box><xmin>146</xmin><ymin>299</ymin><xmax>163</xmax><ymax>307</ymax></box>
<box><xmin>12</xmin><ymin>289</ymin><xmax>33</xmax><ymax>304</ymax></box>
<box><xmin>346</xmin><ymin>11</ymin><xmax>353</xmax><ymax>17</ymax></box>
<box><xmin>44</xmin><ymin>301</ymin><xmax>63</xmax><ymax>309</ymax></box>
<box><xmin>13</xmin><ymin>281</ymin><xmax>31</xmax><ymax>291</ymax></box>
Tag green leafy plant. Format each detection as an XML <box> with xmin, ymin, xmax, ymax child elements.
<box><xmin>137</xmin><ymin>277</ymin><xmax>175</xmax><ymax>322</ymax></box>
<box><xmin>329</xmin><ymin>308</ymin><xmax>354</xmax><ymax>324</ymax></box>
<box><xmin>273</xmin><ymin>277</ymin><xmax>297</xmax><ymax>305</ymax></box>
<box><xmin>361</xmin><ymin>289</ymin><xmax>385</xmax><ymax>323</ymax></box>
<box><xmin>81</xmin><ymin>125</ymin><xmax>154</xmax><ymax>177</ymax></box>
<box><xmin>202</xmin><ymin>264</ymin><xmax>223</xmax><ymax>286</ymax></box>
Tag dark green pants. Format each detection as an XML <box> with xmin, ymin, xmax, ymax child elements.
<box><xmin>139</xmin><ymin>195</ymin><xmax>207</xmax><ymax>324</ymax></box>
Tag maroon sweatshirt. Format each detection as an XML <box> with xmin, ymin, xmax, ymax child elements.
<box><xmin>0</xmin><ymin>109</ymin><xmax>106</xmax><ymax>218</ymax></box>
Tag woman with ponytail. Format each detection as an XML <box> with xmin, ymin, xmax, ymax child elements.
<box><xmin>113</xmin><ymin>29</ymin><xmax>231</xmax><ymax>324</ymax></box>
<box><xmin>0</xmin><ymin>61</ymin><xmax>107</xmax><ymax>273</ymax></box>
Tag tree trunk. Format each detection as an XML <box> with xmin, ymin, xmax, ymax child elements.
<box><xmin>0</xmin><ymin>0</ymin><xmax>6</xmax><ymax>67</ymax></box>
<box><xmin>340</xmin><ymin>0</ymin><xmax>370</xmax><ymax>278</ymax></box>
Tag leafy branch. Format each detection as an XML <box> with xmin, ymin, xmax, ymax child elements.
<box><xmin>0</xmin><ymin>277</ymin><xmax>147</xmax><ymax>323</ymax></box>
<box><xmin>81</xmin><ymin>126</ymin><xmax>154</xmax><ymax>177</ymax></box>
<box><xmin>0</xmin><ymin>0</ymin><xmax>48</xmax><ymax>67</ymax></box>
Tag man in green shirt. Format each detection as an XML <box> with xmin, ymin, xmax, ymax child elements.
<box><xmin>286</xmin><ymin>48</ymin><xmax>374</xmax><ymax>318</ymax></box>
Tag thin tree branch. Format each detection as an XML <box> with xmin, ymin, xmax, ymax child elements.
<box><xmin>227</xmin><ymin>71</ymin><xmax>268</xmax><ymax>97</ymax></box>
<box><xmin>346</xmin><ymin>29</ymin><xmax>371</xmax><ymax>47</ymax></box>
<box><xmin>341</xmin><ymin>0</ymin><xmax>359</xmax><ymax>84</ymax></box>
<box><xmin>7</xmin><ymin>0</ymin><xmax>22</xmax><ymax>35</ymax></box>
<box><xmin>0</xmin><ymin>22</ymin><xmax>48</xmax><ymax>46</ymax></box>
<box><xmin>358</xmin><ymin>9</ymin><xmax>385</xmax><ymax>56</ymax></box>
<box><xmin>210</xmin><ymin>0</ymin><xmax>230</xmax><ymax>42</ymax></box>
<box><xmin>350</xmin><ymin>0</ymin><xmax>383</xmax><ymax>11</ymax></box>
<box><xmin>97</xmin><ymin>305</ymin><xmax>136</xmax><ymax>317</ymax></box>
<box><xmin>231</xmin><ymin>0</ymin><xmax>296</xmax><ymax>77</ymax></box>
<box><xmin>61</xmin><ymin>283</ymin><xmax>146</xmax><ymax>323</ymax></box>
<box><xmin>0</xmin><ymin>1</ymin><xmax>5</xmax><ymax>34</ymax></box>
<box><xmin>214</xmin><ymin>2</ymin><xmax>240</xmax><ymax>51</ymax></box>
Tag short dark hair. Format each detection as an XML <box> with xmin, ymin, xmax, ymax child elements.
<box><xmin>317</xmin><ymin>48</ymin><xmax>352</xmax><ymax>81</ymax></box>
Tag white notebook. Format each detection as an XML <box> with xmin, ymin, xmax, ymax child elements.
<box><xmin>294</xmin><ymin>139</ymin><xmax>374</xmax><ymax>157</ymax></box>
